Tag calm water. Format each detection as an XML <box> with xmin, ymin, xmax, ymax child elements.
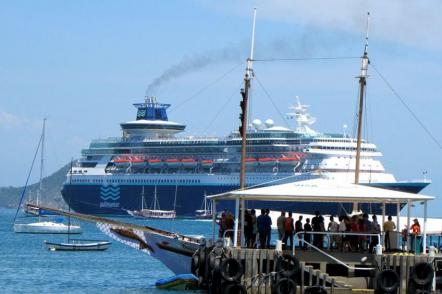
<box><xmin>0</xmin><ymin>208</ymin><xmax>211</xmax><ymax>293</ymax></box>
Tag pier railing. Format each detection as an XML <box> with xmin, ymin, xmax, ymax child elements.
<box><xmin>293</xmin><ymin>231</ymin><xmax>382</xmax><ymax>254</ymax></box>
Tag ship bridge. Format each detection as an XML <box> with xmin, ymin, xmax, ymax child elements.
<box><xmin>120</xmin><ymin>96</ymin><xmax>186</xmax><ymax>139</ymax></box>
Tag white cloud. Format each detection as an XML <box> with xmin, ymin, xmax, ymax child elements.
<box><xmin>0</xmin><ymin>111</ymin><xmax>41</xmax><ymax>130</ymax></box>
<box><xmin>201</xmin><ymin>0</ymin><xmax>442</xmax><ymax>51</ymax></box>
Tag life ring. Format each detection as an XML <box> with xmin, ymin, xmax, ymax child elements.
<box><xmin>376</xmin><ymin>269</ymin><xmax>399</xmax><ymax>293</ymax></box>
<box><xmin>304</xmin><ymin>286</ymin><xmax>327</xmax><ymax>294</ymax></box>
<box><xmin>410</xmin><ymin>262</ymin><xmax>434</xmax><ymax>286</ymax></box>
<box><xmin>273</xmin><ymin>277</ymin><xmax>297</xmax><ymax>294</ymax></box>
<box><xmin>220</xmin><ymin>258</ymin><xmax>243</xmax><ymax>282</ymax></box>
<box><xmin>222</xmin><ymin>283</ymin><xmax>247</xmax><ymax>294</ymax></box>
<box><xmin>275</xmin><ymin>254</ymin><xmax>300</xmax><ymax>278</ymax></box>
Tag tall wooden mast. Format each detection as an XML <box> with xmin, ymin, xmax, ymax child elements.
<box><xmin>353</xmin><ymin>12</ymin><xmax>370</xmax><ymax>213</ymax></box>
<box><xmin>239</xmin><ymin>8</ymin><xmax>256</xmax><ymax>190</ymax></box>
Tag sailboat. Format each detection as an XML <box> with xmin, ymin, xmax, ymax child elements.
<box><xmin>126</xmin><ymin>186</ymin><xmax>148</xmax><ymax>218</ymax></box>
<box><xmin>194</xmin><ymin>193</ymin><xmax>212</xmax><ymax>219</ymax></box>
<box><xmin>127</xmin><ymin>186</ymin><xmax>176</xmax><ymax>219</ymax></box>
<box><xmin>14</xmin><ymin>119</ymin><xmax>82</xmax><ymax>234</ymax></box>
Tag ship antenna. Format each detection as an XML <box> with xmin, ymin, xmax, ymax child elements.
<box><xmin>353</xmin><ymin>12</ymin><xmax>370</xmax><ymax>214</ymax></box>
<box><xmin>237</xmin><ymin>8</ymin><xmax>256</xmax><ymax>247</ymax></box>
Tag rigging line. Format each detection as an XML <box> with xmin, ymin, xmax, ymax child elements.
<box><xmin>13</xmin><ymin>133</ymin><xmax>43</xmax><ymax>224</ymax></box>
<box><xmin>253</xmin><ymin>73</ymin><xmax>291</xmax><ymax>128</ymax></box>
<box><xmin>252</xmin><ymin>56</ymin><xmax>360</xmax><ymax>62</ymax></box>
<box><xmin>170</xmin><ymin>62</ymin><xmax>243</xmax><ymax>112</ymax></box>
<box><xmin>371</xmin><ymin>63</ymin><xmax>442</xmax><ymax>149</ymax></box>
<box><xmin>203</xmin><ymin>84</ymin><xmax>241</xmax><ymax>134</ymax></box>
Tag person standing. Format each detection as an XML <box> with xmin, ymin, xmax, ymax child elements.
<box><xmin>410</xmin><ymin>219</ymin><xmax>421</xmax><ymax>254</ymax></box>
<box><xmin>218</xmin><ymin>211</ymin><xmax>227</xmax><ymax>238</ymax></box>
<box><xmin>284</xmin><ymin>212</ymin><xmax>295</xmax><ymax>250</ymax></box>
<box><xmin>257</xmin><ymin>209</ymin><xmax>267</xmax><ymax>248</ymax></box>
<box><xmin>383</xmin><ymin>215</ymin><xmax>396</xmax><ymax>252</ymax></box>
<box><xmin>369</xmin><ymin>215</ymin><xmax>380</xmax><ymax>253</ymax></box>
<box><xmin>312</xmin><ymin>211</ymin><xmax>324</xmax><ymax>248</ymax></box>
<box><xmin>295</xmin><ymin>215</ymin><xmax>303</xmax><ymax>248</ymax></box>
<box><xmin>250</xmin><ymin>209</ymin><xmax>257</xmax><ymax>248</ymax></box>
<box><xmin>303</xmin><ymin>218</ymin><xmax>312</xmax><ymax>250</ymax></box>
<box><xmin>328</xmin><ymin>216</ymin><xmax>339</xmax><ymax>250</ymax></box>
<box><xmin>265</xmin><ymin>209</ymin><xmax>272</xmax><ymax>248</ymax></box>
<box><xmin>277</xmin><ymin>211</ymin><xmax>286</xmax><ymax>242</ymax></box>
<box><xmin>244</xmin><ymin>210</ymin><xmax>253</xmax><ymax>248</ymax></box>
<box><xmin>225</xmin><ymin>212</ymin><xmax>235</xmax><ymax>240</ymax></box>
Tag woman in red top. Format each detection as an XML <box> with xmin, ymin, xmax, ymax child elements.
<box><xmin>410</xmin><ymin>219</ymin><xmax>421</xmax><ymax>254</ymax></box>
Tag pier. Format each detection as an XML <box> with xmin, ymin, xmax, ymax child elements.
<box><xmin>198</xmin><ymin>178</ymin><xmax>440</xmax><ymax>293</ymax></box>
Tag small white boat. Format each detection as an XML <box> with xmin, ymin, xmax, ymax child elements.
<box><xmin>14</xmin><ymin>221</ymin><xmax>82</xmax><ymax>234</ymax></box>
<box><xmin>44</xmin><ymin>239</ymin><xmax>111</xmax><ymax>251</ymax></box>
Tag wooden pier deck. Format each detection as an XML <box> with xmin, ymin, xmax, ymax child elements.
<box><xmin>220</xmin><ymin>247</ymin><xmax>441</xmax><ymax>293</ymax></box>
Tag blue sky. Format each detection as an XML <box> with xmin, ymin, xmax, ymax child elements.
<box><xmin>1</xmin><ymin>1</ymin><xmax>441</xmax><ymax>217</ymax></box>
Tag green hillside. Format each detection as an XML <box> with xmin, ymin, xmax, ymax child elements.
<box><xmin>0</xmin><ymin>164</ymin><xmax>69</xmax><ymax>209</ymax></box>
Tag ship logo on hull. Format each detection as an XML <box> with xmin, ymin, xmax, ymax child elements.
<box><xmin>100</xmin><ymin>185</ymin><xmax>120</xmax><ymax>208</ymax></box>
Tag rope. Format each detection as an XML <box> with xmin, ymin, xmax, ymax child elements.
<box><xmin>371</xmin><ymin>62</ymin><xmax>442</xmax><ymax>149</ymax></box>
<box><xmin>253</xmin><ymin>73</ymin><xmax>291</xmax><ymax>128</ymax></box>
<box><xmin>252</xmin><ymin>56</ymin><xmax>360</xmax><ymax>62</ymax></box>
<box><xmin>13</xmin><ymin>133</ymin><xmax>43</xmax><ymax>224</ymax></box>
<box><xmin>170</xmin><ymin>62</ymin><xmax>243</xmax><ymax>112</ymax></box>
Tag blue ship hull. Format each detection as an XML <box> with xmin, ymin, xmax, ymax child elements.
<box><xmin>61</xmin><ymin>181</ymin><xmax>429</xmax><ymax>217</ymax></box>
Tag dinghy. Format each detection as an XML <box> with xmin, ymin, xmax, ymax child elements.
<box><xmin>44</xmin><ymin>239</ymin><xmax>111</xmax><ymax>251</ymax></box>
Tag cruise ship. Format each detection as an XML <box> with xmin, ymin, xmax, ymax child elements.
<box><xmin>61</xmin><ymin>96</ymin><xmax>429</xmax><ymax>216</ymax></box>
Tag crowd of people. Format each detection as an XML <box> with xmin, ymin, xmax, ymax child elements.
<box><xmin>218</xmin><ymin>208</ymin><xmax>421</xmax><ymax>253</ymax></box>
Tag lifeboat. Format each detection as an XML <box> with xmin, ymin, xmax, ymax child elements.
<box><xmin>113</xmin><ymin>157</ymin><xmax>130</xmax><ymax>167</ymax></box>
<box><xmin>130</xmin><ymin>157</ymin><xmax>146</xmax><ymax>167</ymax></box>
<box><xmin>165</xmin><ymin>159</ymin><xmax>181</xmax><ymax>168</ymax></box>
<box><xmin>147</xmin><ymin>159</ymin><xmax>163</xmax><ymax>167</ymax></box>
<box><xmin>181</xmin><ymin>158</ymin><xmax>197</xmax><ymax>168</ymax></box>
<box><xmin>201</xmin><ymin>159</ymin><xmax>214</xmax><ymax>168</ymax></box>
<box><xmin>245</xmin><ymin>158</ymin><xmax>258</xmax><ymax>167</ymax></box>
<box><xmin>258</xmin><ymin>157</ymin><xmax>277</xmax><ymax>166</ymax></box>
<box><xmin>278</xmin><ymin>155</ymin><xmax>300</xmax><ymax>166</ymax></box>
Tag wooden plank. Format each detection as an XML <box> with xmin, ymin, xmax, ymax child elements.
<box><xmin>300</xmin><ymin>262</ymin><xmax>305</xmax><ymax>294</ymax></box>
<box><xmin>258</xmin><ymin>249</ymin><xmax>264</xmax><ymax>294</ymax></box>
<box><xmin>405</xmin><ymin>254</ymin><xmax>410</xmax><ymax>294</ymax></box>
<box><xmin>251</xmin><ymin>249</ymin><xmax>258</xmax><ymax>294</ymax></box>
<box><xmin>266</xmin><ymin>250</ymin><xmax>271</xmax><ymax>293</ymax></box>
<box><xmin>240</xmin><ymin>249</ymin><xmax>246</xmax><ymax>285</ymax></box>
<box><xmin>399</xmin><ymin>255</ymin><xmax>405</xmax><ymax>293</ymax></box>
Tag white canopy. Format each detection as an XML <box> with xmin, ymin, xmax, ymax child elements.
<box><xmin>208</xmin><ymin>178</ymin><xmax>435</xmax><ymax>203</ymax></box>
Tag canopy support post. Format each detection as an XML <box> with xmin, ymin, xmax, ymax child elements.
<box><xmin>234</xmin><ymin>196</ymin><xmax>240</xmax><ymax>247</ymax></box>
<box><xmin>407</xmin><ymin>200</ymin><xmax>411</xmax><ymax>251</ymax></box>
<box><xmin>240</xmin><ymin>199</ymin><xmax>245</xmax><ymax>247</ymax></box>
<box><xmin>397</xmin><ymin>202</ymin><xmax>401</xmax><ymax>249</ymax></box>
<box><xmin>212</xmin><ymin>200</ymin><xmax>217</xmax><ymax>242</ymax></box>
<box><xmin>423</xmin><ymin>200</ymin><xmax>427</xmax><ymax>255</ymax></box>
<box><xmin>382</xmin><ymin>202</ymin><xmax>386</xmax><ymax>228</ymax></box>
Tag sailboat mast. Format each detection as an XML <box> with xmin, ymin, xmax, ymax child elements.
<box><xmin>239</xmin><ymin>8</ymin><xmax>256</xmax><ymax>190</ymax></box>
<box><xmin>37</xmin><ymin>118</ymin><xmax>46</xmax><ymax>207</ymax></box>
<box><xmin>353</xmin><ymin>13</ymin><xmax>370</xmax><ymax>211</ymax></box>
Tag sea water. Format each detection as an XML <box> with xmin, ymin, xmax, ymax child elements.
<box><xmin>0</xmin><ymin>208</ymin><xmax>211</xmax><ymax>293</ymax></box>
